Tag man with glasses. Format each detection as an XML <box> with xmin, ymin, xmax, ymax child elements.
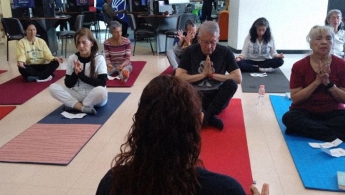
<box><xmin>175</xmin><ymin>21</ymin><xmax>242</xmax><ymax>130</ymax></box>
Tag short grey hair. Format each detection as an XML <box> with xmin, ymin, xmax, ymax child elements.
<box><xmin>198</xmin><ymin>21</ymin><xmax>220</xmax><ymax>38</ymax></box>
<box><xmin>109</xmin><ymin>21</ymin><xmax>122</xmax><ymax>31</ymax></box>
<box><xmin>326</xmin><ymin>9</ymin><xmax>343</xmax><ymax>21</ymax></box>
<box><xmin>306</xmin><ymin>25</ymin><xmax>334</xmax><ymax>44</ymax></box>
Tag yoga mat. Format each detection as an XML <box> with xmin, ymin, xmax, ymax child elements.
<box><xmin>39</xmin><ymin>92</ymin><xmax>130</xmax><ymax>124</ymax></box>
<box><xmin>0</xmin><ymin>123</ymin><xmax>101</xmax><ymax>165</ymax></box>
<box><xmin>0</xmin><ymin>92</ymin><xmax>130</xmax><ymax>165</ymax></box>
<box><xmin>241</xmin><ymin>68</ymin><xmax>290</xmax><ymax>93</ymax></box>
<box><xmin>160</xmin><ymin>66</ymin><xmax>174</xmax><ymax>75</ymax></box>
<box><xmin>0</xmin><ymin>70</ymin><xmax>65</xmax><ymax>105</ymax></box>
<box><xmin>199</xmin><ymin>99</ymin><xmax>253</xmax><ymax>194</ymax></box>
<box><xmin>270</xmin><ymin>95</ymin><xmax>345</xmax><ymax>192</ymax></box>
<box><xmin>106</xmin><ymin>61</ymin><xmax>146</xmax><ymax>87</ymax></box>
<box><xmin>0</xmin><ymin>106</ymin><xmax>16</xmax><ymax>120</ymax></box>
<box><xmin>0</xmin><ymin>70</ymin><xmax>7</xmax><ymax>74</ymax></box>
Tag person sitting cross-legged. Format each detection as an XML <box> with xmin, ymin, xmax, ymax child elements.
<box><xmin>166</xmin><ymin>20</ymin><xmax>198</xmax><ymax>70</ymax></box>
<box><xmin>175</xmin><ymin>21</ymin><xmax>242</xmax><ymax>130</ymax></box>
<box><xmin>235</xmin><ymin>17</ymin><xmax>284</xmax><ymax>73</ymax></box>
<box><xmin>49</xmin><ymin>28</ymin><xmax>108</xmax><ymax>115</ymax></box>
<box><xmin>17</xmin><ymin>22</ymin><xmax>63</xmax><ymax>82</ymax></box>
<box><xmin>103</xmin><ymin>21</ymin><xmax>132</xmax><ymax>83</ymax></box>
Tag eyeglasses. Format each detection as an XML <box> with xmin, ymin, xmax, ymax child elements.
<box><xmin>199</xmin><ymin>39</ymin><xmax>218</xmax><ymax>46</ymax></box>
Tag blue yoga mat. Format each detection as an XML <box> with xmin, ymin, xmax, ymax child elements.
<box><xmin>39</xmin><ymin>92</ymin><xmax>130</xmax><ymax>124</ymax></box>
<box><xmin>269</xmin><ymin>95</ymin><xmax>345</xmax><ymax>192</ymax></box>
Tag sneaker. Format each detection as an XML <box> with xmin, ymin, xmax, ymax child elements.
<box><xmin>121</xmin><ymin>70</ymin><xmax>129</xmax><ymax>83</ymax></box>
<box><xmin>36</xmin><ymin>75</ymin><xmax>53</xmax><ymax>82</ymax></box>
<box><xmin>259</xmin><ymin>68</ymin><xmax>275</xmax><ymax>73</ymax></box>
<box><xmin>26</xmin><ymin>76</ymin><xmax>39</xmax><ymax>82</ymax></box>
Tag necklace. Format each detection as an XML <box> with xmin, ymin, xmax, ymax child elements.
<box><xmin>311</xmin><ymin>55</ymin><xmax>332</xmax><ymax>66</ymax></box>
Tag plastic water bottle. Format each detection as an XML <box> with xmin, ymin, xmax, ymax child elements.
<box><xmin>258</xmin><ymin>85</ymin><xmax>265</xmax><ymax>106</ymax></box>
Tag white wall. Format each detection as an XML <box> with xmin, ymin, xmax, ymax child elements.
<box><xmin>228</xmin><ymin>0</ymin><xmax>328</xmax><ymax>51</ymax></box>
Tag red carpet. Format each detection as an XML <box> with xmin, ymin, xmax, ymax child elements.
<box><xmin>160</xmin><ymin>66</ymin><xmax>174</xmax><ymax>75</ymax></box>
<box><xmin>0</xmin><ymin>124</ymin><xmax>101</xmax><ymax>165</ymax></box>
<box><xmin>0</xmin><ymin>106</ymin><xmax>16</xmax><ymax>120</ymax></box>
<box><xmin>0</xmin><ymin>70</ymin><xmax>7</xmax><ymax>74</ymax></box>
<box><xmin>199</xmin><ymin>99</ymin><xmax>253</xmax><ymax>194</ymax></box>
<box><xmin>0</xmin><ymin>70</ymin><xmax>65</xmax><ymax>105</ymax></box>
<box><xmin>106</xmin><ymin>61</ymin><xmax>146</xmax><ymax>87</ymax></box>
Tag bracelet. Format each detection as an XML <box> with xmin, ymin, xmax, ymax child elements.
<box><xmin>325</xmin><ymin>81</ymin><xmax>334</xmax><ymax>89</ymax></box>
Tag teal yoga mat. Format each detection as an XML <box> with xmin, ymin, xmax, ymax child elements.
<box><xmin>269</xmin><ymin>94</ymin><xmax>345</xmax><ymax>192</ymax></box>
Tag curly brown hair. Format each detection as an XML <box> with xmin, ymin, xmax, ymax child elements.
<box><xmin>111</xmin><ymin>75</ymin><xmax>203</xmax><ymax>195</ymax></box>
<box><xmin>74</xmin><ymin>28</ymin><xmax>99</xmax><ymax>78</ymax></box>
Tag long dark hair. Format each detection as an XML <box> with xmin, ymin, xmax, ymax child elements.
<box><xmin>111</xmin><ymin>75</ymin><xmax>203</xmax><ymax>195</ymax></box>
<box><xmin>249</xmin><ymin>17</ymin><xmax>272</xmax><ymax>44</ymax></box>
<box><xmin>74</xmin><ymin>28</ymin><xmax>99</xmax><ymax>78</ymax></box>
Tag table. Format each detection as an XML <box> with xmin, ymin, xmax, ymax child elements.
<box><xmin>137</xmin><ymin>14</ymin><xmax>179</xmax><ymax>53</ymax></box>
<box><xmin>18</xmin><ymin>16</ymin><xmax>71</xmax><ymax>55</ymax></box>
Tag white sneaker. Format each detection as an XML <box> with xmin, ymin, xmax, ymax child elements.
<box><xmin>259</xmin><ymin>68</ymin><xmax>275</xmax><ymax>73</ymax></box>
<box><xmin>36</xmin><ymin>75</ymin><xmax>53</xmax><ymax>82</ymax></box>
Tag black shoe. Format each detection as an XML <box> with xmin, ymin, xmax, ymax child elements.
<box><xmin>209</xmin><ymin>116</ymin><xmax>224</xmax><ymax>130</ymax></box>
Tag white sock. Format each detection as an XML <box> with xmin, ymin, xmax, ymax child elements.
<box><xmin>36</xmin><ymin>75</ymin><xmax>53</xmax><ymax>82</ymax></box>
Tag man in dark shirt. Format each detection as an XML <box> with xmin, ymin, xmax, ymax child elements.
<box><xmin>175</xmin><ymin>21</ymin><xmax>242</xmax><ymax>130</ymax></box>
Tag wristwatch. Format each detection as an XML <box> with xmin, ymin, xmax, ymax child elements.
<box><xmin>325</xmin><ymin>81</ymin><xmax>334</xmax><ymax>89</ymax></box>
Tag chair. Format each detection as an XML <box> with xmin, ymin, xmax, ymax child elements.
<box><xmin>58</xmin><ymin>15</ymin><xmax>84</xmax><ymax>58</ymax></box>
<box><xmin>218</xmin><ymin>10</ymin><xmax>229</xmax><ymax>41</ymax></box>
<box><xmin>1</xmin><ymin>18</ymin><xmax>25</xmax><ymax>61</ymax></box>
<box><xmin>102</xmin><ymin>10</ymin><xmax>111</xmax><ymax>40</ymax></box>
<box><xmin>81</xmin><ymin>11</ymin><xmax>99</xmax><ymax>38</ymax></box>
<box><xmin>164</xmin><ymin>13</ymin><xmax>197</xmax><ymax>52</ymax></box>
<box><xmin>127</xmin><ymin>14</ymin><xmax>155</xmax><ymax>56</ymax></box>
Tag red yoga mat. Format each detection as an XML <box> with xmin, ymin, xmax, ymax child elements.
<box><xmin>0</xmin><ymin>106</ymin><xmax>16</xmax><ymax>120</ymax></box>
<box><xmin>0</xmin><ymin>70</ymin><xmax>65</xmax><ymax>105</ymax></box>
<box><xmin>199</xmin><ymin>99</ymin><xmax>253</xmax><ymax>194</ymax></box>
<box><xmin>106</xmin><ymin>61</ymin><xmax>146</xmax><ymax>87</ymax></box>
<box><xmin>160</xmin><ymin>66</ymin><xmax>174</xmax><ymax>75</ymax></box>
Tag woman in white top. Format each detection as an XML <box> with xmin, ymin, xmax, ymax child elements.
<box><xmin>235</xmin><ymin>17</ymin><xmax>284</xmax><ymax>73</ymax></box>
<box><xmin>49</xmin><ymin>28</ymin><xmax>108</xmax><ymax>115</ymax></box>
<box><xmin>325</xmin><ymin>9</ymin><xmax>345</xmax><ymax>59</ymax></box>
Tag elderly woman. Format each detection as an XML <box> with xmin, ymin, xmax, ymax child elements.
<box><xmin>96</xmin><ymin>75</ymin><xmax>269</xmax><ymax>195</ymax></box>
<box><xmin>49</xmin><ymin>28</ymin><xmax>108</xmax><ymax>115</ymax></box>
<box><xmin>325</xmin><ymin>9</ymin><xmax>345</xmax><ymax>58</ymax></box>
<box><xmin>103</xmin><ymin>21</ymin><xmax>132</xmax><ymax>83</ymax></box>
<box><xmin>166</xmin><ymin>20</ymin><xmax>198</xmax><ymax>70</ymax></box>
<box><xmin>17</xmin><ymin>22</ymin><xmax>63</xmax><ymax>82</ymax></box>
<box><xmin>282</xmin><ymin>25</ymin><xmax>345</xmax><ymax>141</ymax></box>
<box><xmin>235</xmin><ymin>17</ymin><xmax>284</xmax><ymax>73</ymax></box>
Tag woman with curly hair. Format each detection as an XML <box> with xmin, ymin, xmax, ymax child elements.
<box><xmin>49</xmin><ymin>28</ymin><xmax>108</xmax><ymax>115</ymax></box>
<box><xmin>96</xmin><ymin>75</ymin><xmax>269</xmax><ymax>195</ymax></box>
<box><xmin>235</xmin><ymin>17</ymin><xmax>284</xmax><ymax>73</ymax></box>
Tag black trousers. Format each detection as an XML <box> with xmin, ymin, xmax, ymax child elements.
<box><xmin>282</xmin><ymin>108</ymin><xmax>345</xmax><ymax>141</ymax></box>
<box><xmin>18</xmin><ymin>60</ymin><xmax>59</xmax><ymax>80</ymax></box>
<box><xmin>201</xmin><ymin>79</ymin><xmax>238</xmax><ymax>118</ymax></box>
<box><xmin>200</xmin><ymin>1</ymin><xmax>214</xmax><ymax>22</ymax></box>
<box><xmin>237</xmin><ymin>58</ymin><xmax>284</xmax><ymax>72</ymax></box>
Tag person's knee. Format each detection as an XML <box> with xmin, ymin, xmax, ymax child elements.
<box><xmin>222</xmin><ymin>79</ymin><xmax>238</xmax><ymax>92</ymax></box>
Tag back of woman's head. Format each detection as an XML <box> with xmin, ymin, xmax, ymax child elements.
<box><xmin>249</xmin><ymin>17</ymin><xmax>272</xmax><ymax>43</ymax></box>
<box><xmin>112</xmin><ymin>75</ymin><xmax>203</xmax><ymax>195</ymax></box>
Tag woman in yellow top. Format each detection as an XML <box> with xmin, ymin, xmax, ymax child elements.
<box><xmin>17</xmin><ymin>22</ymin><xmax>63</xmax><ymax>82</ymax></box>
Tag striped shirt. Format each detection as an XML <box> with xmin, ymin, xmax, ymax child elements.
<box><xmin>103</xmin><ymin>37</ymin><xmax>131</xmax><ymax>67</ymax></box>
